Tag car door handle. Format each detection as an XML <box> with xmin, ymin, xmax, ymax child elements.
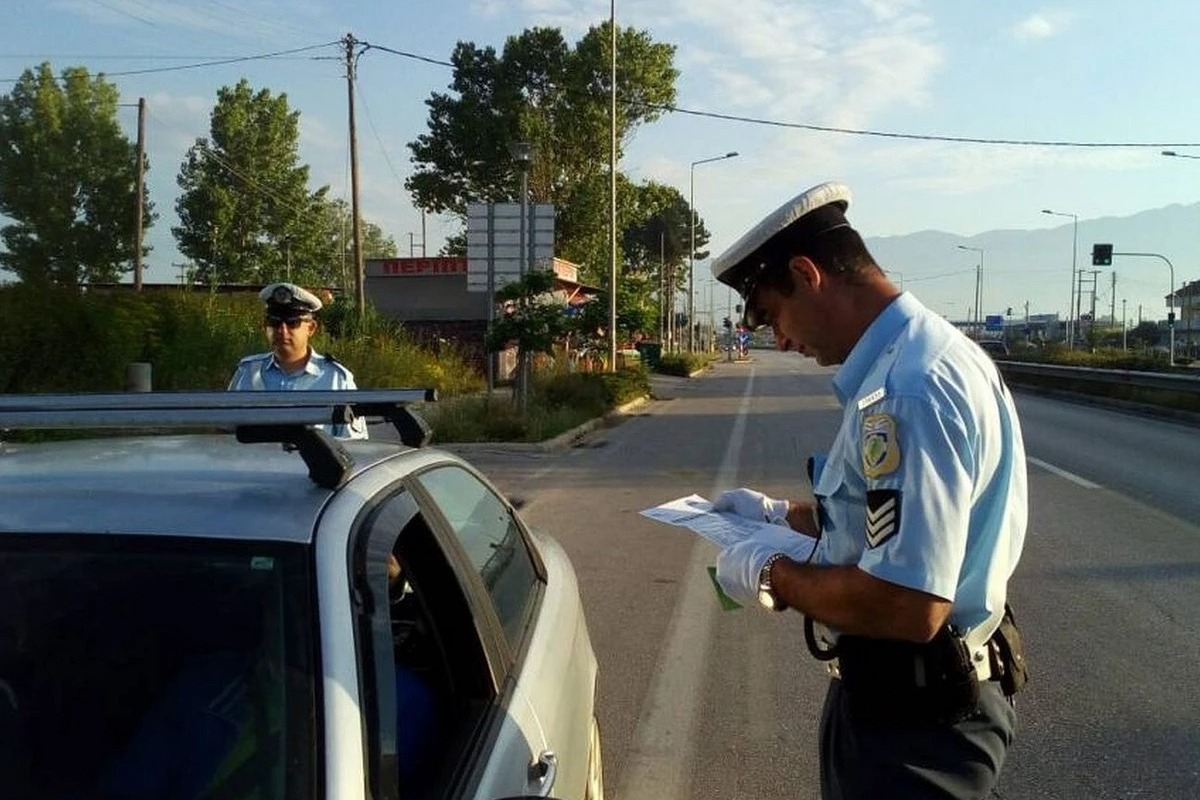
<box><xmin>530</xmin><ymin>749</ymin><xmax>558</xmax><ymax>797</ymax></box>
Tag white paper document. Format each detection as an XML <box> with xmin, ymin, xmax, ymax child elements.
<box><xmin>640</xmin><ymin>494</ymin><xmax>815</xmax><ymax>559</ymax></box>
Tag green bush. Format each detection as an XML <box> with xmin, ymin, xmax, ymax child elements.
<box><xmin>599</xmin><ymin>366</ymin><xmax>651</xmax><ymax>406</ymax></box>
<box><xmin>656</xmin><ymin>352</ymin><xmax>712</xmax><ymax>377</ymax></box>
<box><xmin>425</xmin><ymin>394</ymin><xmax>599</xmax><ymax>443</ymax></box>
<box><xmin>0</xmin><ymin>285</ymin><xmax>482</xmax><ymax>396</ymax></box>
<box><xmin>535</xmin><ymin>372</ymin><xmax>610</xmax><ymax>417</ymax></box>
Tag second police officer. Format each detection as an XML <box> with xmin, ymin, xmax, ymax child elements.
<box><xmin>227</xmin><ymin>282</ymin><xmax>368</xmax><ymax>440</ymax></box>
<box><xmin>710</xmin><ymin>182</ymin><xmax>1029</xmax><ymax>800</ymax></box>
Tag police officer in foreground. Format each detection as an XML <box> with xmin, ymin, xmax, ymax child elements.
<box><xmin>228</xmin><ymin>282</ymin><xmax>367</xmax><ymax>439</ymax></box>
<box><xmin>710</xmin><ymin>182</ymin><xmax>1028</xmax><ymax>799</ymax></box>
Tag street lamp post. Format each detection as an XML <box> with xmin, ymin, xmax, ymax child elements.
<box><xmin>957</xmin><ymin>245</ymin><xmax>984</xmax><ymax>337</ymax></box>
<box><xmin>1042</xmin><ymin>209</ymin><xmax>1079</xmax><ymax>349</ymax></box>
<box><xmin>689</xmin><ymin>151</ymin><xmax>739</xmax><ymax>352</ymax></box>
<box><xmin>1162</xmin><ymin>151</ymin><xmax>1200</xmax><ymax>358</ymax></box>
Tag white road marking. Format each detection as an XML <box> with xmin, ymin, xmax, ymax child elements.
<box><xmin>615</xmin><ymin>368</ymin><xmax>757</xmax><ymax>800</ymax></box>
<box><xmin>1027</xmin><ymin>456</ymin><xmax>1101</xmax><ymax>489</ymax></box>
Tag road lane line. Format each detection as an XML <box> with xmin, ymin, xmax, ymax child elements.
<box><xmin>616</xmin><ymin>368</ymin><xmax>758</xmax><ymax>800</ymax></box>
<box><xmin>1027</xmin><ymin>456</ymin><xmax>1100</xmax><ymax>489</ymax></box>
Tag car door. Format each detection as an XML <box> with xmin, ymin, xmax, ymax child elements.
<box><xmin>344</xmin><ymin>462</ymin><xmax>551</xmax><ymax>800</ymax></box>
<box><xmin>411</xmin><ymin>463</ymin><xmax>596</xmax><ymax>800</ymax></box>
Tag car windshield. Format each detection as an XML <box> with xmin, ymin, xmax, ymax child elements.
<box><xmin>0</xmin><ymin>536</ymin><xmax>317</xmax><ymax>800</ymax></box>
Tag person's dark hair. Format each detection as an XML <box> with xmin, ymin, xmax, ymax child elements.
<box><xmin>756</xmin><ymin>226</ymin><xmax>881</xmax><ymax>296</ymax></box>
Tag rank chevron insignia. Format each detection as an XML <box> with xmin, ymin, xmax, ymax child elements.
<box><xmin>865</xmin><ymin>489</ymin><xmax>900</xmax><ymax>548</ymax></box>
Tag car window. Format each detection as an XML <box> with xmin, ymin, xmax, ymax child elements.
<box><xmin>0</xmin><ymin>536</ymin><xmax>317</xmax><ymax>800</ymax></box>
<box><xmin>415</xmin><ymin>466</ymin><xmax>539</xmax><ymax>650</ymax></box>
<box><xmin>353</xmin><ymin>488</ymin><xmax>510</xmax><ymax>800</ymax></box>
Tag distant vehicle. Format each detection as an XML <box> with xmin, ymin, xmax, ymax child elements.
<box><xmin>0</xmin><ymin>391</ymin><xmax>603</xmax><ymax>800</ymax></box>
<box><xmin>977</xmin><ymin>339</ymin><xmax>1010</xmax><ymax>357</ymax></box>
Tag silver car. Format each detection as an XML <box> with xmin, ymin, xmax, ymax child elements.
<box><xmin>0</xmin><ymin>391</ymin><xmax>603</xmax><ymax>800</ymax></box>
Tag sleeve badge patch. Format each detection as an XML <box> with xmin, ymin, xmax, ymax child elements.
<box><xmin>861</xmin><ymin>413</ymin><xmax>901</xmax><ymax>478</ymax></box>
<box><xmin>865</xmin><ymin>489</ymin><xmax>900</xmax><ymax>548</ymax></box>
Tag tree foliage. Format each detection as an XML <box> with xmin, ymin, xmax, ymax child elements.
<box><xmin>0</xmin><ymin>62</ymin><xmax>153</xmax><ymax>286</ymax></box>
<box><xmin>175</xmin><ymin>79</ymin><xmax>335</xmax><ymax>286</ymax></box>
<box><xmin>406</xmin><ymin>22</ymin><xmax>678</xmax><ymax>278</ymax></box>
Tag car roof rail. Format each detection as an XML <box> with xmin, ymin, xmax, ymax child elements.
<box><xmin>0</xmin><ymin>390</ymin><xmax>438</xmax><ymax>489</ymax></box>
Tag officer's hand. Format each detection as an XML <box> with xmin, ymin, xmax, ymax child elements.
<box><xmin>712</xmin><ymin>488</ymin><xmax>790</xmax><ymax>526</ymax></box>
<box><xmin>715</xmin><ymin>527</ymin><xmax>812</xmax><ymax>608</ymax></box>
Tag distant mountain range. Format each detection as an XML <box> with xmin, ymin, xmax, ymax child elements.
<box><xmin>864</xmin><ymin>203</ymin><xmax>1200</xmax><ymax>325</ymax></box>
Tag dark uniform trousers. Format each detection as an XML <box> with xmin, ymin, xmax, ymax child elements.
<box><xmin>820</xmin><ymin>679</ymin><xmax>1016</xmax><ymax>800</ymax></box>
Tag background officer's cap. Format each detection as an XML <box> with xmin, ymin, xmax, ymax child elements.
<box><xmin>711</xmin><ymin>182</ymin><xmax>852</xmax><ymax>327</ymax></box>
<box><xmin>259</xmin><ymin>282</ymin><xmax>323</xmax><ymax>317</ymax></box>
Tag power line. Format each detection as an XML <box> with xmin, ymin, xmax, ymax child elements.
<box><xmin>355</xmin><ymin>82</ymin><xmax>407</xmax><ymax>191</ymax></box>
<box><xmin>636</xmin><ymin>102</ymin><xmax>1200</xmax><ymax>149</ymax></box>
<box><xmin>361</xmin><ymin>42</ymin><xmax>452</xmax><ymax>68</ymax></box>
<box><xmin>0</xmin><ymin>41</ymin><xmax>339</xmax><ymax>84</ymax></box>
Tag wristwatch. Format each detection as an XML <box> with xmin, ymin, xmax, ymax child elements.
<box><xmin>757</xmin><ymin>553</ymin><xmax>788</xmax><ymax>611</ymax></box>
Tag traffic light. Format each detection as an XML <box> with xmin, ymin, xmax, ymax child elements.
<box><xmin>1092</xmin><ymin>243</ymin><xmax>1113</xmax><ymax>266</ymax></box>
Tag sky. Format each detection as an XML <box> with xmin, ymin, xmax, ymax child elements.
<box><xmin>5</xmin><ymin>0</ymin><xmax>1200</xmax><ymax>327</ymax></box>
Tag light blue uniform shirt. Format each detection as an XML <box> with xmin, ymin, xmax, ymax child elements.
<box><xmin>227</xmin><ymin>349</ymin><xmax>368</xmax><ymax>440</ymax></box>
<box><xmin>810</xmin><ymin>293</ymin><xmax>1026</xmax><ymax>642</ymax></box>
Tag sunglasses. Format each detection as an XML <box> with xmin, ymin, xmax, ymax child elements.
<box><xmin>264</xmin><ymin>315</ymin><xmax>311</xmax><ymax>329</ymax></box>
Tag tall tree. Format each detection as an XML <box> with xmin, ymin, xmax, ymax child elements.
<box><xmin>174</xmin><ymin>79</ymin><xmax>327</xmax><ymax>286</ymax></box>
<box><xmin>285</xmin><ymin>197</ymin><xmax>398</xmax><ymax>289</ymax></box>
<box><xmin>406</xmin><ymin>21</ymin><xmax>678</xmax><ymax>282</ymax></box>
<box><xmin>0</xmin><ymin>63</ymin><xmax>153</xmax><ymax>287</ymax></box>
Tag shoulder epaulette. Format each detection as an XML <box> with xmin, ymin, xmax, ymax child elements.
<box><xmin>237</xmin><ymin>352</ymin><xmax>272</xmax><ymax>365</ymax></box>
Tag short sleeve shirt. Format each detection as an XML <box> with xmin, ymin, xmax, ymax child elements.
<box><xmin>227</xmin><ymin>349</ymin><xmax>368</xmax><ymax>440</ymax></box>
<box><xmin>810</xmin><ymin>293</ymin><xmax>1027</xmax><ymax>637</ymax></box>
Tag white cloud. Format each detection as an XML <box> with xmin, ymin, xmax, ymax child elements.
<box><xmin>1011</xmin><ymin>10</ymin><xmax>1077</xmax><ymax>41</ymax></box>
<box><xmin>662</xmin><ymin>0</ymin><xmax>942</xmax><ymax>132</ymax></box>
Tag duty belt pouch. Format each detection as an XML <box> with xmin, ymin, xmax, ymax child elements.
<box><xmin>836</xmin><ymin>627</ymin><xmax>980</xmax><ymax>726</ymax></box>
<box><xmin>988</xmin><ymin>603</ymin><xmax>1029</xmax><ymax>697</ymax></box>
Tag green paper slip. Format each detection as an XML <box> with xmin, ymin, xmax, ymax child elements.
<box><xmin>707</xmin><ymin>566</ymin><xmax>742</xmax><ymax>611</ymax></box>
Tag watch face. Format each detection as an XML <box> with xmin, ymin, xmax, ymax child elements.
<box><xmin>758</xmin><ymin>588</ymin><xmax>776</xmax><ymax>609</ymax></box>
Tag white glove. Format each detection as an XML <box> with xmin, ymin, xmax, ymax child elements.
<box><xmin>715</xmin><ymin>526</ymin><xmax>813</xmax><ymax>608</ymax></box>
<box><xmin>712</xmin><ymin>488</ymin><xmax>790</xmax><ymax>526</ymax></box>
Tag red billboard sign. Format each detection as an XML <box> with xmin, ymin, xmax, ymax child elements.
<box><xmin>373</xmin><ymin>257</ymin><xmax>468</xmax><ymax>276</ymax></box>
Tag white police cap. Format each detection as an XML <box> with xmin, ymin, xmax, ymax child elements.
<box><xmin>259</xmin><ymin>282</ymin><xmax>323</xmax><ymax>315</ymax></box>
<box><xmin>711</xmin><ymin>181</ymin><xmax>852</xmax><ymax>302</ymax></box>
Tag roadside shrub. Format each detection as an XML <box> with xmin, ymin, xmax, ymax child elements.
<box><xmin>535</xmin><ymin>372</ymin><xmax>610</xmax><ymax>417</ymax></box>
<box><xmin>657</xmin><ymin>352</ymin><xmax>711</xmax><ymax>377</ymax></box>
<box><xmin>599</xmin><ymin>366</ymin><xmax>651</xmax><ymax>406</ymax></box>
<box><xmin>0</xmin><ymin>285</ymin><xmax>482</xmax><ymax>396</ymax></box>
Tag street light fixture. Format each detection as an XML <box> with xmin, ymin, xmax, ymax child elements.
<box><xmin>1162</xmin><ymin>150</ymin><xmax>1200</xmax><ymax>160</ymax></box>
<box><xmin>1042</xmin><ymin>209</ymin><xmax>1079</xmax><ymax>349</ymax></box>
<box><xmin>688</xmin><ymin>151</ymin><xmax>739</xmax><ymax>352</ymax></box>
<box><xmin>957</xmin><ymin>245</ymin><xmax>984</xmax><ymax>337</ymax></box>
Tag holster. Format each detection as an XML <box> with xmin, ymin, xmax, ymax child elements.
<box><xmin>834</xmin><ymin>626</ymin><xmax>980</xmax><ymax>726</ymax></box>
<box><xmin>987</xmin><ymin>603</ymin><xmax>1029</xmax><ymax>698</ymax></box>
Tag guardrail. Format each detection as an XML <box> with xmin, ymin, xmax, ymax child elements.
<box><xmin>997</xmin><ymin>361</ymin><xmax>1200</xmax><ymax>393</ymax></box>
<box><xmin>994</xmin><ymin>360</ymin><xmax>1200</xmax><ymax>417</ymax></box>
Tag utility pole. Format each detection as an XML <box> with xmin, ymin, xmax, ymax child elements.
<box><xmin>608</xmin><ymin>0</ymin><xmax>618</xmax><ymax>371</ymax></box>
<box><xmin>1122</xmin><ymin>298</ymin><xmax>1128</xmax><ymax>351</ymax></box>
<box><xmin>1110</xmin><ymin>272</ymin><xmax>1117</xmax><ymax>328</ymax></box>
<box><xmin>344</xmin><ymin>33</ymin><xmax>365</xmax><ymax>316</ymax></box>
<box><xmin>134</xmin><ymin>97</ymin><xmax>146</xmax><ymax>291</ymax></box>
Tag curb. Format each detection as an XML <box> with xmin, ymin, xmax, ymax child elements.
<box><xmin>438</xmin><ymin>394</ymin><xmax>651</xmax><ymax>454</ymax></box>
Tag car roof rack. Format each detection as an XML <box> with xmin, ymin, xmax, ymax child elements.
<box><xmin>0</xmin><ymin>389</ymin><xmax>438</xmax><ymax>490</ymax></box>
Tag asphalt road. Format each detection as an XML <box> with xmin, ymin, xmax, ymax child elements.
<box><xmin>457</xmin><ymin>348</ymin><xmax>1200</xmax><ymax>800</ymax></box>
